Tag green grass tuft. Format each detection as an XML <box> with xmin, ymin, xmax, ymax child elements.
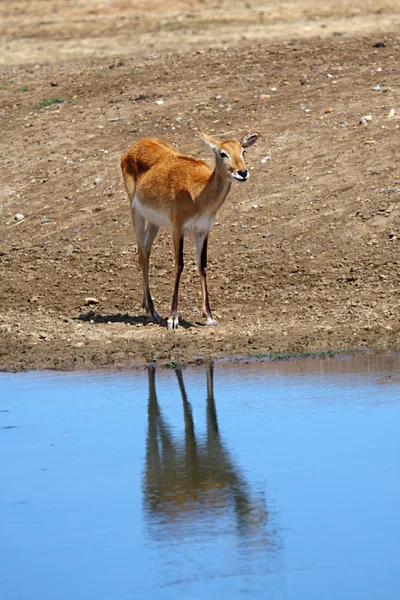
<box><xmin>164</xmin><ymin>361</ymin><xmax>178</xmax><ymax>369</ymax></box>
<box><xmin>35</xmin><ymin>97</ymin><xmax>64</xmax><ymax>109</ymax></box>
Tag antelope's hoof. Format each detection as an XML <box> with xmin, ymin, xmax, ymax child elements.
<box><xmin>150</xmin><ymin>311</ymin><xmax>161</xmax><ymax>323</ymax></box>
<box><xmin>206</xmin><ymin>317</ymin><xmax>220</xmax><ymax>327</ymax></box>
<box><xmin>167</xmin><ymin>316</ymin><xmax>179</xmax><ymax>331</ymax></box>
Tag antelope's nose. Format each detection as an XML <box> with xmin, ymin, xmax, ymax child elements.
<box><xmin>237</xmin><ymin>169</ymin><xmax>248</xmax><ymax>179</ymax></box>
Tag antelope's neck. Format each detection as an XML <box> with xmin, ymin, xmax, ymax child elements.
<box><xmin>207</xmin><ymin>168</ymin><xmax>231</xmax><ymax>212</ymax></box>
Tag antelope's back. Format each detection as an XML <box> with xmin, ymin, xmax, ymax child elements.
<box><xmin>121</xmin><ymin>138</ymin><xmax>180</xmax><ymax>181</ymax></box>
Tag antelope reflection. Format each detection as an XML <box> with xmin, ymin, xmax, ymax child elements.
<box><xmin>143</xmin><ymin>364</ymin><xmax>268</xmax><ymax>543</ymax></box>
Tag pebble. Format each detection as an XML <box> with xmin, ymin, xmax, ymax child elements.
<box><xmin>110</xmin><ymin>117</ymin><xmax>120</xmax><ymax>122</ymax></box>
<box><xmin>260</xmin><ymin>156</ymin><xmax>271</xmax><ymax>163</ymax></box>
<box><xmin>360</xmin><ymin>115</ymin><xmax>373</xmax><ymax>125</ymax></box>
<box><xmin>262</xmin><ymin>232</ymin><xmax>270</xmax><ymax>238</ymax></box>
<box><xmin>14</xmin><ymin>213</ymin><xmax>24</xmax><ymax>221</ymax></box>
<box><xmin>371</xmin><ymin>84</ymin><xmax>381</xmax><ymax>91</ymax></box>
<box><xmin>388</xmin><ymin>108</ymin><xmax>395</xmax><ymax>118</ymax></box>
<box><xmin>155</xmin><ymin>100</ymin><xmax>164</xmax><ymax>105</ymax></box>
<box><xmin>84</xmin><ymin>297</ymin><xmax>99</xmax><ymax>305</ymax></box>
<box><xmin>94</xmin><ymin>177</ymin><xmax>102</xmax><ymax>185</ymax></box>
<box><xmin>41</xmin><ymin>217</ymin><xmax>51</xmax><ymax>224</ymax></box>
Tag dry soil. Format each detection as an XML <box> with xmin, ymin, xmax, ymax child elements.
<box><xmin>0</xmin><ymin>0</ymin><xmax>399</xmax><ymax>370</ymax></box>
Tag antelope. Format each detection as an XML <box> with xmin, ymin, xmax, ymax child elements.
<box><xmin>120</xmin><ymin>130</ymin><xmax>259</xmax><ymax>330</ymax></box>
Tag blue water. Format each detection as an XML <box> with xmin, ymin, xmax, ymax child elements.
<box><xmin>1</xmin><ymin>355</ymin><xmax>399</xmax><ymax>600</ymax></box>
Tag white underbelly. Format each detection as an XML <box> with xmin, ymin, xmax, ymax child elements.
<box><xmin>133</xmin><ymin>197</ymin><xmax>214</xmax><ymax>235</ymax></box>
<box><xmin>133</xmin><ymin>197</ymin><xmax>170</xmax><ymax>227</ymax></box>
<box><xmin>183</xmin><ymin>213</ymin><xmax>215</xmax><ymax>235</ymax></box>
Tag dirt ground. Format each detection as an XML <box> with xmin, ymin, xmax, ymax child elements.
<box><xmin>0</xmin><ymin>0</ymin><xmax>399</xmax><ymax>371</ymax></box>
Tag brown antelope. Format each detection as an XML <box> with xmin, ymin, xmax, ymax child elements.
<box><xmin>120</xmin><ymin>131</ymin><xmax>259</xmax><ymax>330</ymax></box>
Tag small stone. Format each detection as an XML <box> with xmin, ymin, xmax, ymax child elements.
<box><xmin>325</xmin><ymin>107</ymin><xmax>333</xmax><ymax>113</ymax></box>
<box><xmin>373</xmin><ymin>42</ymin><xmax>386</xmax><ymax>48</ymax></box>
<box><xmin>94</xmin><ymin>177</ymin><xmax>102</xmax><ymax>185</ymax></box>
<box><xmin>14</xmin><ymin>213</ymin><xmax>24</xmax><ymax>221</ymax></box>
<box><xmin>260</xmin><ymin>94</ymin><xmax>270</xmax><ymax>100</ymax></box>
<box><xmin>110</xmin><ymin>117</ymin><xmax>120</xmax><ymax>122</ymax></box>
<box><xmin>270</xmin><ymin>87</ymin><xmax>277</xmax><ymax>92</ymax></box>
<box><xmin>262</xmin><ymin>232</ymin><xmax>270</xmax><ymax>238</ymax></box>
<box><xmin>260</xmin><ymin>156</ymin><xmax>271</xmax><ymax>163</ymax></box>
<box><xmin>327</xmin><ymin>73</ymin><xmax>334</xmax><ymax>78</ymax></box>
<box><xmin>388</xmin><ymin>108</ymin><xmax>395</xmax><ymax>118</ymax></box>
<box><xmin>39</xmin><ymin>332</ymin><xmax>47</xmax><ymax>340</ymax></box>
<box><xmin>371</xmin><ymin>84</ymin><xmax>381</xmax><ymax>91</ymax></box>
<box><xmin>41</xmin><ymin>217</ymin><xmax>51</xmax><ymax>224</ymax></box>
<box><xmin>84</xmin><ymin>297</ymin><xmax>99</xmax><ymax>305</ymax></box>
<box><xmin>360</xmin><ymin>115</ymin><xmax>373</xmax><ymax>125</ymax></box>
<box><xmin>155</xmin><ymin>99</ymin><xmax>164</xmax><ymax>105</ymax></box>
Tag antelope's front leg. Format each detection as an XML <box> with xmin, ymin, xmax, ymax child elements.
<box><xmin>195</xmin><ymin>232</ymin><xmax>219</xmax><ymax>326</ymax></box>
<box><xmin>168</xmin><ymin>228</ymin><xmax>184</xmax><ymax>331</ymax></box>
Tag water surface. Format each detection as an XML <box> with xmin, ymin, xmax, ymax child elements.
<box><xmin>1</xmin><ymin>355</ymin><xmax>399</xmax><ymax>599</ymax></box>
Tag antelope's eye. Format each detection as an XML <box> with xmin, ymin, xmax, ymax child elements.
<box><xmin>219</xmin><ymin>151</ymin><xmax>228</xmax><ymax>159</ymax></box>
<box><xmin>242</xmin><ymin>150</ymin><xmax>247</xmax><ymax>156</ymax></box>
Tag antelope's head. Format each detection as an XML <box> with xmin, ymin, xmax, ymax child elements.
<box><xmin>201</xmin><ymin>131</ymin><xmax>259</xmax><ymax>183</ymax></box>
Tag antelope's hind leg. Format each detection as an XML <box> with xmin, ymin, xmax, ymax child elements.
<box><xmin>132</xmin><ymin>206</ymin><xmax>160</xmax><ymax>322</ymax></box>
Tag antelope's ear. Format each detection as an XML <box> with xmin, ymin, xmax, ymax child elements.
<box><xmin>200</xmin><ymin>131</ymin><xmax>220</xmax><ymax>153</ymax></box>
<box><xmin>240</xmin><ymin>131</ymin><xmax>260</xmax><ymax>148</ymax></box>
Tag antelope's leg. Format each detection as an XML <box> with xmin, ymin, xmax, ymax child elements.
<box><xmin>168</xmin><ymin>228</ymin><xmax>184</xmax><ymax>331</ymax></box>
<box><xmin>195</xmin><ymin>232</ymin><xmax>219</xmax><ymax>326</ymax></box>
<box><xmin>140</xmin><ymin>222</ymin><xmax>160</xmax><ymax>318</ymax></box>
<box><xmin>131</xmin><ymin>207</ymin><xmax>160</xmax><ymax>321</ymax></box>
